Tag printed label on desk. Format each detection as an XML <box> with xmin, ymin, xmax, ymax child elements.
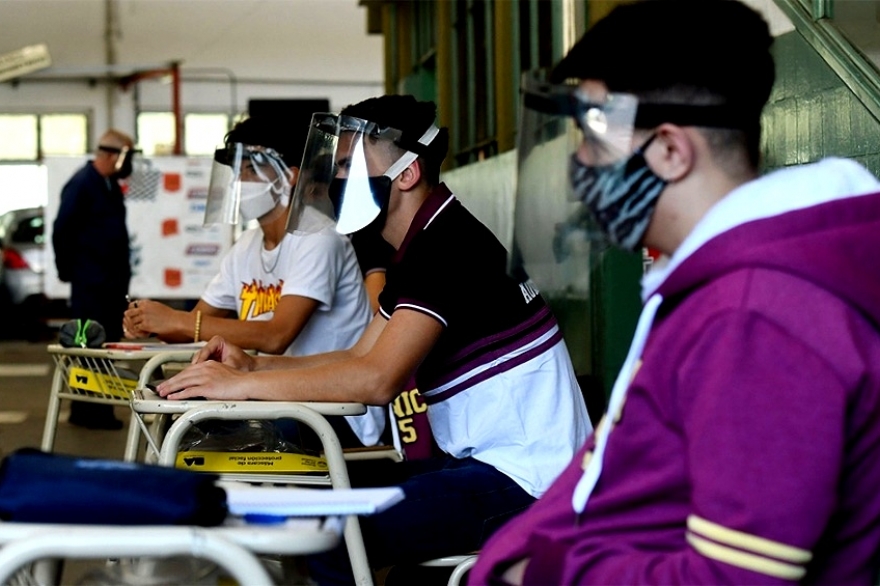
<box><xmin>176</xmin><ymin>451</ymin><xmax>328</xmax><ymax>473</ymax></box>
<box><xmin>67</xmin><ymin>367</ymin><xmax>137</xmax><ymax>399</ymax></box>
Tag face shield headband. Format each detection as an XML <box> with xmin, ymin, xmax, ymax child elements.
<box><xmin>286</xmin><ymin>113</ymin><xmax>441</xmax><ymax>236</ymax></box>
<box><xmin>523</xmin><ymin>85</ymin><xmax>754</xmax><ymax>136</ymax></box>
<box><xmin>204</xmin><ymin>143</ymin><xmax>292</xmax><ymax>225</ymax></box>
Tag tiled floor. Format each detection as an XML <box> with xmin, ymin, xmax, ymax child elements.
<box><xmin>0</xmin><ymin>338</ymin><xmax>130</xmax><ymax>460</ymax></box>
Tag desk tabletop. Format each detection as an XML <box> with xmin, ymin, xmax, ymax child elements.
<box><xmin>47</xmin><ymin>343</ymin><xmax>205</xmax><ymax>360</ymax></box>
<box><xmin>0</xmin><ymin>516</ymin><xmax>343</xmax><ymax>556</ymax></box>
<box><xmin>130</xmin><ymin>388</ymin><xmax>368</xmax><ymax>417</ymax></box>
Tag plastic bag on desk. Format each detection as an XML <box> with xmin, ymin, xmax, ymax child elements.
<box><xmin>179</xmin><ymin>419</ymin><xmax>321</xmax><ymax>457</ymax></box>
<box><xmin>0</xmin><ymin>449</ymin><xmax>227</xmax><ymax>526</ymax></box>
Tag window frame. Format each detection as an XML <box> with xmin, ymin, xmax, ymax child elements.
<box><xmin>0</xmin><ymin>111</ymin><xmax>89</xmax><ymax>162</ymax></box>
<box><xmin>136</xmin><ymin>110</ymin><xmax>231</xmax><ymax>157</ymax></box>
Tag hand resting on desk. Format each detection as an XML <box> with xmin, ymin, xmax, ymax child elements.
<box><xmin>146</xmin><ymin>384</ymin><xmax>206</xmax><ymax>401</ymax></box>
<box><xmin>156</xmin><ymin>336</ymin><xmax>255</xmax><ymax>401</ymax></box>
<box><xmin>156</xmin><ymin>359</ymin><xmax>252</xmax><ymax>401</ymax></box>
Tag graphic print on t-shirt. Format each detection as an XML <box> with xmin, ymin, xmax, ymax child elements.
<box><xmin>239</xmin><ymin>279</ymin><xmax>283</xmax><ymax>320</ymax></box>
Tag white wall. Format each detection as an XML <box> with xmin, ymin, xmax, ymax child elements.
<box><xmin>441</xmin><ymin>150</ymin><xmax>517</xmax><ymax>252</ymax></box>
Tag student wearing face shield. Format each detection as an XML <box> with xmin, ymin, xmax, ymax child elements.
<box><xmin>470</xmin><ymin>1</ymin><xmax>880</xmax><ymax>585</ymax></box>
<box><xmin>155</xmin><ymin>95</ymin><xmax>592</xmax><ymax>584</ymax></box>
<box><xmin>52</xmin><ymin>128</ymin><xmax>136</xmax><ymax>430</ymax></box>
<box><xmin>123</xmin><ymin>117</ymin><xmax>384</xmax><ymax>448</ymax></box>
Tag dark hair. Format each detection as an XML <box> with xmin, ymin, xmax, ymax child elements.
<box><xmin>553</xmin><ymin>0</ymin><xmax>774</xmax><ymax>167</ymax></box>
<box><xmin>340</xmin><ymin>95</ymin><xmax>449</xmax><ymax>185</ymax></box>
<box><xmin>224</xmin><ymin>116</ymin><xmax>307</xmax><ymax>167</ymax></box>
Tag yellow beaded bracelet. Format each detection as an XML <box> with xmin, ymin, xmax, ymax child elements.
<box><xmin>194</xmin><ymin>309</ymin><xmax>202</xmax><ymax>342</ymax></box>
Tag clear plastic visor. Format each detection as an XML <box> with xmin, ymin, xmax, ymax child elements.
<box><xmin>523</xmin><ymin>77</ymin><xmax>639</xmax><ymax>170</ymax></box>
<box><xmin>113</xmin><ymin>146</ymin><xmax>135</xmax><ymax>173</ymax></box>
<box><xmin>204</xmin><ymin>143</ymin><xmax>292</xmax><ymax>225</ymax></box>
<box><xmin>286</xmin><ymin>113</ymin><xmax>408</xmax><ymax>235</ymax></box>
<box><xmin>509</xmin><ymin>71</ymin><xmax>638</xmax><ymax>294</ymax></box>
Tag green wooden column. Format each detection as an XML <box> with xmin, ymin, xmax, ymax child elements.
<box><xmin>591</xmin><ymin>248</ymin><xmax>642</xmax><ymax>399</ymax></box>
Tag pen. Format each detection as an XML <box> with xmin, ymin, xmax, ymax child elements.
<box><xmin>126</xmin><ymin>294</ymin><xmax>138</xmax><ymax>308</ymax></box>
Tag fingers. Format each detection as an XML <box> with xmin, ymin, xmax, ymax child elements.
<box><xmin>193</xmin><ymin>336</ymin><xmax>225</xmax><ymax>364</ymax></box>
<box><xmin>156</xmin><ymin>363</ymin><xmax>206</xmax><ymax>397</ymax></box>
<box><xmin>122</xmin><ymin>312</ymin><xmax>148</xmax><ymax>339</ymax></box>
<box><xmin>124</xmin><ymin>300</ymin><xmax>161</xmax><ymax>335</ymax></box>
<box><xmin>165</xmin><ymin>388</ymin><xmax>201</xmax><ymax>401</ymax></box>
<box><xmin>156</xmin><ymin>360</ymin><xmax>241</xmax><ymax>400</ymax></box>
<box><xmin>123</xmin><ymin>306</ymin><xmax>146</xmax><ymax>331</ymax></box>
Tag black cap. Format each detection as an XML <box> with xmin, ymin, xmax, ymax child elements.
<box><xmin>552</xmin><ymin>0</ymin><xmax>775</xmax><ymax>120</ymax></box>
<box><xmin>341</xmin><ymin>95</ymin><xmax>450</xmax><ymax>167</ymax></box>
<box><xmin>223</xmin><ymin>116</ymin><xmax>306</xmax><ymax>167</ymax></box>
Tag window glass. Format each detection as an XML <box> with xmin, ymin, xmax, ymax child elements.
<box><xmin>452</xmin><ymin>0</ymin><xmax>496</xmax><ymax>166</ymax></box>
<box><xmin>518</xmin><ymin>0</ymin><xmax>554</xmax><ymax>73</ymax></box>
<box><xmin>185</xmin><ymin>114</ymin><xmax>229</xmax><ymax>155</ymax></box>
<box><xmin>0</xmin><ymin>115</ymin><xmax>38</xmax><ymax>160</ymax></box>
<box><xmin>0</xmin><ymin>165</ymin><xmax>47</xmax><ymax>217</ymax></box>
<box><xmin>138</xmin><ymin>112</ymin><xmax>230</xmax><ymax>156</ymax></box>
<box><xmin>413</xmin><ymin>1</ymin><xmax>436</xmax><ymax>64</ymax></box>
<box><xmin>41</xmin><ymin>114</ymin><xmax>88</xmax><ymax>155</ymax></box>
<box><xmin>826</xmin><ymin>0</ymin><xmax>880</xmax><ymax>71</ymax></box>
<box><xmin>137</xmin><ymin>112</ymin><xmax>176</xmax><ymax>156</ymax></box>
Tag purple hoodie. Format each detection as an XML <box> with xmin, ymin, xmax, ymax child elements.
<box><xmin>470</xmin><ymin>158</ymin><xmax>880</xmax><ymax>585</ymax></box>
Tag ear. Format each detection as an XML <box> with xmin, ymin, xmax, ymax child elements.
<box><xmin>396</xmin><ymin>160</ymin><xmax>422</xmax><ymax>191</ymax></box>
<box><xmin>649</xmin><ymin>124</ymin><xmax>695</xmax><ymax>183</ymax></box>
<box><xmin>286</xmin><ymin>166</ymin><xmax>300</xmax><ymax>186</ymax></box>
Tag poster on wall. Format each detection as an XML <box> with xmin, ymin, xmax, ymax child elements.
<box><xmin>44</xmin><ymin>155</ymin><xmax>233</xmax><ymax>300</ymax></box>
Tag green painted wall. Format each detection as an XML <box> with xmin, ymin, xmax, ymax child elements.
<box><xmin>763</xmin><ymin>30</ymin><xmax>880</xmax><ymax>173</ymax></box>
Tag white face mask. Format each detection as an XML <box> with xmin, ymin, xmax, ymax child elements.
<box><xmin>238</xmin><ymin>181</ymin><xmax>280</xmax><ymax>221</ymax></box>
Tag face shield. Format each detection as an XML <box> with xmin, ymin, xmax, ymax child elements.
<box><xmin>204</xmin><ymin>143</ymin><xmax>292</xmax><ymax>225</ymax></box>
<box><xmin>286</xmin><ymin>113</ymin><xmax>440</xmax><ymax>235</ymax></box>
<box><xmin>512</xmin><ymin>70</ymin><xmax>753</xmax><ymax>287</ymax></box>
<box><xmin>510</xmin><ymin>71</ymin><xmax>638</xmax><ymax>298</ymax></box>
<box><xmin>99</xmin><ymin>145</ymin><xmax>140</xmax><ymax>179</ymax></box>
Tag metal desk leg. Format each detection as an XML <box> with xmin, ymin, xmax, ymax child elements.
<box><xmin>157</xmin><ymin>404</ymin><xmax>375</xmax><ymax>586</ymax></box>
<box><xmin>123</xmin><ymin>410</ymin><xmax>143</xmax><ymax>462</ymax></box>
<box><xmin>40</xmin><ymin>362</ymin><xmax>65</xmax><ymax>452</ymax></box>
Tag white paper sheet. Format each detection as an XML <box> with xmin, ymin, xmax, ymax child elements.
<box><xmin>219</xmin><ymin>482</ymin><xmax>405</xmax><ymax>517</ymax></box>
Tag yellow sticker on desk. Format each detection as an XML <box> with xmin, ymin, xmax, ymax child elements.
<box><xmin>176</xmin><ymin>451</ymin><xmax>328</xmax><ymax>473</ymax></box>
<box><xmin>67</xmin><ymin>366</ymin><xmax>137</xmax><ymax>399</ymax></box>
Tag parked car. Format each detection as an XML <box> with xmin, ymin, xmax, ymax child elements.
<box><xmin>0</xmin><ymin>206</ymin><xmax>54</xmax><ymax>338</ymax></box>
<box><xmin>0</xmin><ymin>207</ymin><xmax>45</xmax><ymax>303</ymax></box>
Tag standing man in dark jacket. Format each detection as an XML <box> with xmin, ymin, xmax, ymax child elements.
<box><xmin>53</xmin><ymin>128</ymin><xmax>135</xmax><ymax>429</ymax></box>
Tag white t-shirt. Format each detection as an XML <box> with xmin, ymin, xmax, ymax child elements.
<box><xmin>201</xmin><ymin>226</ymin><xmax>385</xmax><ymax>445</ymax></box>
